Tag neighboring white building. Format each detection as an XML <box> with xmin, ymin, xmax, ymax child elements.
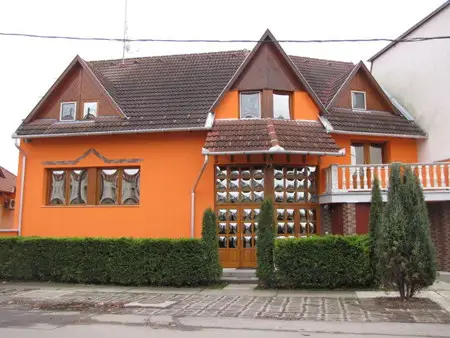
<box><xmin>370</xmin><ymin>1</ymin><xmax>450</xmax><ymax>163</ymax></box>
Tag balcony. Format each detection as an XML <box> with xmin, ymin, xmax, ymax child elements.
<box><xmin>321</xmin><ymin>162</ymin><xmax>450</xmax><ymax>204</ymax></box>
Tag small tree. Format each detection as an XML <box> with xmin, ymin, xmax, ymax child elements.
<box><xmin>202</xmin><ymin>208</ymin><xmax>222</xmax><ymax>281</ymax></box>
<box><xmin>378</xmin><ymin>163</ymin><xmax>409</xmax><ymax>299</ymax></box>
<box><xmin>401</xmin><ymin>167</ymin><xmax>437</xmax><ymax>297</ymax></box>
<box><xmin>256</xmin><ymin>198</ymin><xmax>276</xmax><ymax>287</ymax></box>
<box><xmin>368</xmin><ymin>177</ymin><xmax>383</xmax><ymax>285</ymax></box>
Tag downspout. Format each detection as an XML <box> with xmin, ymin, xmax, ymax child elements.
<box><xmin>191</xmin><ymin>155</ymin><xmax>209</xmax><ymax>238</ymax></box>
<box><xmin>14</xmin><ymin>139</ymin><xmax>27</xmax><ymax>236</ymax></box>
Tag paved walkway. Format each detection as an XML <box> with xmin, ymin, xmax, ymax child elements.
<box><xmin>1</xmin><ymin>281</ymin><xmax>450</xmax><ymax>324</ymax></box>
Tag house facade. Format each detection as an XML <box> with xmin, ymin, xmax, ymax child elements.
<box><xmin>8</xmin><ymin>30</ymin><xmax>450</xmax><ymax>270</ymax></box>
<box><xmin>370</xmin><ymin>1</ymin><xmax>450</xmax><ymax>163</ymax></box>
<box><xmin>0</xmin><ymin>166</ymin><xmax>16</xmax><ymax>231</ymax></box>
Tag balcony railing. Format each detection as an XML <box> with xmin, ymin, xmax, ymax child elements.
<box><xmin>325</xmin><ymin>163</ymin><xmax>450</xmax><ymax>193</ymax></box>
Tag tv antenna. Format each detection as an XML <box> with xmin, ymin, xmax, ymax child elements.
<box><xmin>122</xmin><ymin>0</ymin><xmax>128</xmax><ymax>64</ymax></box>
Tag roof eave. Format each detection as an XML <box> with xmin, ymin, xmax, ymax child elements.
<box><xmin>12</xmin><ymin>126</ymin><xmax>211</xmax><ymax>139</ymax></box>
<box><xmin>330</xmin><ymin>129</ymin><xmax>427</xmax><ymax>139</ymax></box>
<box><xmin>202</xmin><ymin>147</ymin><xmax>345</xmax><ymax>157</ymax></box>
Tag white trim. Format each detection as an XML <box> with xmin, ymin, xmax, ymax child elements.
<box><xmin>239</xmin><ymin>91</ymin><xmax>262</xmax><ymax>119</ymax></box>
<box><xmin>59</xmin><ymin>101</ymin><xmax>77</xmax><ymax>121</ymax></box>
<box><xmin>320</xmin><ymin>190</ymin><xmax>450</xmax><ymax>204</ymax></box>
<box><xmin>82</xmin><ymin>101</ymin><xmax>98</xmax><ymax>119</ymax></box>
<box><xmin>202</xmin><ymin>147</ymin><xmax>345</xmax><ymax>157</ymax></box>
<box><xmin>351</xmin><ymin>91</ymin><xmax>366</xmax><ymax>110</ymax></box>
<box><xmin>330</xmin><ymin>129</ymin><xmax>427</xmax><ymax>139</ymax></box>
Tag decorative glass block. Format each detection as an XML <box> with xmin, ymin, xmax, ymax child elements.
<box><xmin>308</xmin><ymin>209</ymin><xmax>316</xmax><ymax>220</ymax></box>
<box><xmin>253</xmin><ymin>168</ymin><xmax>264</xmax><ymax>179</ymax></box>
<box><xmin>241</xmin><ymin>169</ymin><xmax>251</xmax><ymax>179</ymax></box>
<box><xmin>228</xmin><ymin>209</ymin><xmax>238</xmax><ymax>221</ymax></box>
<box><xmin>277</xmin><ymin>223</ymin><xmax>285</xmax><ymax>234</ymax></box>
<box><xmin>216</xmin><ymin>192</ymin><xmax>227</xmax><ymax>203</ymax></box>
<box><xmin>286</xmin><ymin>209</ymin><xmax>294</xmax><ymax>221</ymax></box>
<box><xmin>274</xmin><ymin>178</ymin><xmax>284</xmax><ymax>191</ymax></box>
<box><xmin>230</xmin><ymin>168</ymin><xmax>239</xmax><ymax>179</ymax></box>
<box><xmin>229</xmin><ymin>223</ymin><xmax>237</xmax><ymax>234</ymax></box>
<box><xmin>277</xmin><ymin>209</ymin><xmax>285</xmax><ymax>221</ymax></box>
<box><xmin>229</xmin><ymin>179</ymin><xmax>239</xmax><ymax>190</ymax></box>
<box><xmin>309</xmin><ymin>222</ymin><xmax>316</xmax><ymax>234</ymax></box>
<box><xmin>99</xmin><ymin>169</ymin><xmax>118</xmax><ymax>205</ymax></box>
<box><xmin>286</xmin><ymin>168</ymin><xmax>295</xmax><ymax>179</ymax></box>
<box><xmin>274</xmin><ymin>168</ymin><xmax>283</xmax><ymax>179</ymax></box>
<box><xmin>218</xmin><ymin>209</ymin><xmax>227</xmax><ymax>221</ymax></box>
<box><xmin>299</xmin><ymin>209</ymin><xmax>307</xmax><ymax>221</ymax></box>
<box><xmin>229</xmin><ymin>192</ymin><xmax>238</xmax><ymax>203</ymax></box>
<box><xmin>240</xmin><ymin>191</ymin><xmax>252</xmax><ymax>202</ymax></box>
<box><xmin>300</xmin><ymin>222</ymin><xmax>307</xmax><ymax>234</ymax></box>
<box><xmin>287</xmin><ymin>222</ymin><xmax>294</xmax><ymax>234</ymax></box>
<box><xmin>244</xmin><ymin>236</ymin><xmax>253</xmax><ymax>248</ymax></box>
<box><xmin>241</xmin><ymin>178</ymin><xmax>251</xmax><ymax>190</ymax></box>
<box><xmin>253</xmin><ymin>209</ymin><xmax>260</xmax><ymax>221</ymax></box>
<box><xmin>244</xmin><ymin>223</ymin><xmax>252</xmax><ymax>235</ymax></box>
<box><xmin>275</xmin><ymin>192</ymin><xmax>284</xmax><ymax>202</ymax></box>
<box><xmin>216</xmin><ymin>166</ymin><xmax>227</xmax><ymax>179</ymax></box>
<box><xmin>242</xmin><ymin>209</ymin><xmax>252</xmax><ymax>221</ymax></box>
<box><xmin>296</xmin><ymin>178</ymin><xmax>306</xmax><ymax>189</ymax></box>
<box><xmin>286</xmin><ymin>192</ymin><xmax>295</xmax><ymax>203</ymax></box>
<box><xmin>296</xmin><ymin>191</ymin><xmax>306</xmax><ymax>202</ymax></box>
<box><xmin>252</xmin><ymin>178</ymin><xmax>264</xmax><ymax>190</ymax></box>
<box><xmin>218</xmin><ymin>223</ymin><xmax>226</xmax><ymax>234</ymax></box>
<box><xmin>286</xmin><ymin>178</ymin><xmax>295</xmax><ymax>191</ymax></box>
<box><xmin>69</xmin><ymin>169</ymin><xmax>88</xmax><ymax>205</ymax></box>
<box><xmin>216</xmin><ymin>179</ymin><xmax>227</xmax><ymax>191</ymax></box>
<box><xmin>229</xmin><ymin>236</ymin><xmax>237</xmax><ymax>248</ymax></box>
<box><xmin>219</xmin><ymin>236</ymin><xmax>227</xmax><ymax>248</ymax></box>
<box><xmin>254</xmin><ymin>191</ymin><xmax>264</xmax><ymax>202</ymax></box>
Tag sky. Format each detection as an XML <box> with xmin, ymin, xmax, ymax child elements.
<box><xmin>0</xmin><ymin>0</ymin><xmax>446</xmax><ymax>174</ymax></box>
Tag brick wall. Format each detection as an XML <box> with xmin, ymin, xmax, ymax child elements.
<box><xmin>321</xmin><ymin>205</ymin><xmax>332</xmax><ymax>235</ymax></box>
<box><xmin>428</xmin><ymin>202</ymin><xmax>450</xmax><ymax>272</ymax></box>
<box><xmin>342</xmin><ymin>203</ymin><xmax>356</xmax><ymax>235</ymax></box>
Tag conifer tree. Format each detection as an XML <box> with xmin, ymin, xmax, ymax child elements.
<box><xmin>256</xmin><ymin>199</ymin><xmax>276</xmax><ymax>287</ymax></box>
<box><xmin>369</xmin><ymin>176</ymin><xmax>383</xmax><ymax>285</ymax></box>
<box><xmin>202</xmin><ymin>208</ymin><xmax>222</xmax><ymax>280</ymax></box>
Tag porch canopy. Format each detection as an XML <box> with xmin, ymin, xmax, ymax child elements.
<box><xmin>202</xmin><ymin>119</ymin><xmax>344</xmax><ymax>156</ymax></box>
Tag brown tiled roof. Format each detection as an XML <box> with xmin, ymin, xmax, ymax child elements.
<box><xmin>324</xmin><ymin>108</ymin><xmax>426</xmax><ymax>137</ymax></box>
<box><xmin>203</xmin><ymin>119</ymin><xmax>342</xmax><ymax>155</ymax></box>
<box><xmin>289</xmin><ymin>56</ymin><xmax>354</xmax><ymax>106</ymax></box>
<box><xmin>0</xmin><ymin>166</ymin><xmax>16</xmax><ymax>194</ymax></box>
<box><xmin>15</xmin><ymin>50</ymin><xmax>248</xmax><ymax>136</ymax></box>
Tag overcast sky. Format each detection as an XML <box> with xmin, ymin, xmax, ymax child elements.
<box><xmin>0</xmin><ymin>0</ymin><xmax>445</xmax><ymax>174</ymax></box>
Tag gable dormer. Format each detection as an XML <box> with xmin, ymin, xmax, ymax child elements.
<box><xmin>328</xmin><ymin>62</ymin><xmax>396</xmax><ymax>113</ymax></box>
<box><xmin>24</xmin><ymin>56</ymin><xmax>124</xmax><ymax>124</ymax></box>
<box><xmin>213</xmin><ymin>30</ymin><xmax>324</xmax><ymax>121</ymax></box>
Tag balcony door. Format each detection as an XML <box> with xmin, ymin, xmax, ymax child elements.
<box><xmin>350</xmin><ymin>142</ymin><xmax>384</xmax><ymax>189</ymax></box>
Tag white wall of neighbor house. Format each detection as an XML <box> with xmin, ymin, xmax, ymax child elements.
<box><xmin>371</xmin><ymin>5</ymin><xmax>450</xmax><ymax>163</ymax></box>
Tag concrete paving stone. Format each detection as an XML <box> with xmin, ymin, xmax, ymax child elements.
<box><xmin>91</xmin><ymin>314</ymin><xmax>147</xmax><ymax>325</ymax></box>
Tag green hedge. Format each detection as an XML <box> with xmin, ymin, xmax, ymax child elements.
<box><xmin>0</xmin><ymin>237</ymin><xmax>220</xmax><ymax>286</ymax></box>
<box><xmin>274</xmin><ymin>235</ymin><xmax>372</xmax><ymax>289</ymax></box>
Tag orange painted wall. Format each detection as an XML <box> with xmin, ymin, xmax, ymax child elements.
<box><xmin>214</xmin><ymin>90</ymin><xmax>319</xmax><ymax>120</ymax></box>
<box><xmin>0</xmin><ymin>194</ymin><xmax>15</xmax><ymax>229</ymax></box>
<box><xmin>14</xmin><ymin>132</ymin><xmax>214</xmax><ymax>238</ymax></box>
<box><xmin>292</xmin><ymin>92</ymin><xmax>319</xmax><ymax>120</ymax></box>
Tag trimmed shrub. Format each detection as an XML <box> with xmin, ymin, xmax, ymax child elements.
<box><xmin>274</xmin><ymin>236</ymin><xmax>371</xmax><ymax>289</ymax></box>
<box><xmin>256</xmin><ymin>199</ymin><xmax>276</xmax><ymax>287</ymax></box>
<box><xmin>0</xmin><ymin>237</ymin><xmax>219</xmax><ymax>286</ymax></box>
<box><xmin>202</xmin><ymin>208</ymin><xmax>222</xmax><ymax>281</ymax></box>
<box><xmin>369</xmin><ymin>177</ymin><xmax>383</xmax><ymax>285</ymax></box>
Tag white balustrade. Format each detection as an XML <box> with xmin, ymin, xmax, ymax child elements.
<box><xmin>326</xmin><ymin>162</ymin><xmax>450</xmax><ymax>193</ymax></box>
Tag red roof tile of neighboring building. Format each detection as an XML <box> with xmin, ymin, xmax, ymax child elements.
<box><xmin>0</xmin><ymin>166</ymin><xmax>16</xmax><ymax>194</ymax></box>
<box><xmin>203</xmin><ymin>119</ymin><xmax>342</xmax><ymax>155</ymax></box>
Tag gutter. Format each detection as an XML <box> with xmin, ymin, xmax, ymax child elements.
<box><xmin>202</xmin><ymin>148</ymin><xmax>345</xmax><ymax>157</ymax></box>
<box><xmin>330</xmin><ymin>129</ymin><xmax>427</xmax><ymax>139</ymax></box>
<box><xmin>191</xmin><ymin>155</ymin><xmax>209</xmax><ymax>238</ymax></box>
<box><xmin>13</xmin><ymin>139</ymin><xmax>27</xmax><ymax>236</ymax></box>
<box><xmin>12</xmin><ymin>126</ymin><xmax>210</xmax><ymax>139</ymax></box>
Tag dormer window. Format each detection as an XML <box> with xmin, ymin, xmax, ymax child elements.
<box><xmin>240</xmin><ymin>92</ymin><xmax>261</xmax><ymax>119</ymax></box>
<box><xmin>351</xmin><ymin>91</ymin><xmax>366</xmax><ymax>110</ymax></box>
<box><xmin>83</xmin><ymin>102</ymin><xmax>98</xmax><ymax>120</ymax></box>
<box><xmin>60</xmin><ymin>102</ymin><xmax>76</xmax><ymax>121</ymax></box>
<box><xmin>273</xmin><ymin>92</ymin><xmax>291</xmax><ymax>119</ymax></box>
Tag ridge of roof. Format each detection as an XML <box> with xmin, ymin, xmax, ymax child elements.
<box><xmin>369</xmin><ymin>1</ymin><xmax>450</xmax><ymax>62</ymax></box>
<box><xmin>0</xmin><ymin>165</ymin><xmax>16</xmax><ymax>194</ymax></box>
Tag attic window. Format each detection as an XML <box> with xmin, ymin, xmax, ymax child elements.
<box><xmin>60</xmin><ymin>102</ymin><xmax>76</xmax><ymax>121</ymax></box>
<box><xmin>351</xmin><ymin>91</ymin><xmax>366</xmax><ymax>110</ymax></box>
<box><xmin>83</xmin><ymin>102</ymin><xmax>98</xmax><ymax>120</ymax></box>
<box><xmin>240</xmin><ymin>92</ymin><xmax>261</xmax><ymax>119</ymax></box>
<box><xmin>273</xmin><ymin>93</ymin><xmax>291</xmax><ymax>119</ymax></box>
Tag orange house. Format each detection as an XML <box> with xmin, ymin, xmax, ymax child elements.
<box><xmin>0</xmin><ymin>166</ymin><xmax>16</xmax><ymax>232</ymax></box>
<box><xmin>10</xmin><ymin>30</ymin><xmax>450</xmax><ymax>270</ymax></box>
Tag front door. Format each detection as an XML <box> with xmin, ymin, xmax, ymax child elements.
<box><xmin>216</xmin><ymin>166</ymin><xmax>264</xmax><ymax>268</ymax></box>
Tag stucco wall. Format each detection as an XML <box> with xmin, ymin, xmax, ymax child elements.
<box><xmin>371</xmin><ymin>6</ymin><xmax>450</xmax><ymax>162</ymax></box>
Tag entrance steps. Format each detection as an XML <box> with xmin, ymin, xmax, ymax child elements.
<box><xmin>221</xmin><ymin>268</ymin><xmax>258</xmax><ymax>284</ymax></box>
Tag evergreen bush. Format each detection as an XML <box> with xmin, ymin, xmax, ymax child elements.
<box><xmin>256</xmin><ymin>198</ymin><xmax>276</xmax><ymax>287</ymax></box>
<box><xmin>202</xmin><ymin>208</ymin><xmax>222</xmax><ymax>281</ymax></box>
<box><xmin>368</xmin><ymin>176</ymin><xmax>383</xmax><ymax>285</ymax></box>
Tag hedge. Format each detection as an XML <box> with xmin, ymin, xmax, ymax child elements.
<box><xmin>0</xmin><ymin>237</ymin><xmax>219</xmax><ymax>286</ymax></box>
<box><xmin>274</xmin><ymin>235</ymin><xmax>372</xmax><ymax>289</ymax></box>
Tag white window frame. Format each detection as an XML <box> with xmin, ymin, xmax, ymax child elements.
<box><xmin>60</xmin><ymin>102</ymin><xmax>77</xmax><ymax>121</ymax></box>
<box><xmin>239</xmin><ymin>91</ymin><xmax>261</xmax><ymax>119</ymax></box>
<box><xmin>83</xmin><ymin>101</ymin><xmax>98</xmax><ymax>119</ymax></box>
<box><xmin>351</xmin><ymin>91</ymin><xmax>366</xmax><ymax>111</ymax></box>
